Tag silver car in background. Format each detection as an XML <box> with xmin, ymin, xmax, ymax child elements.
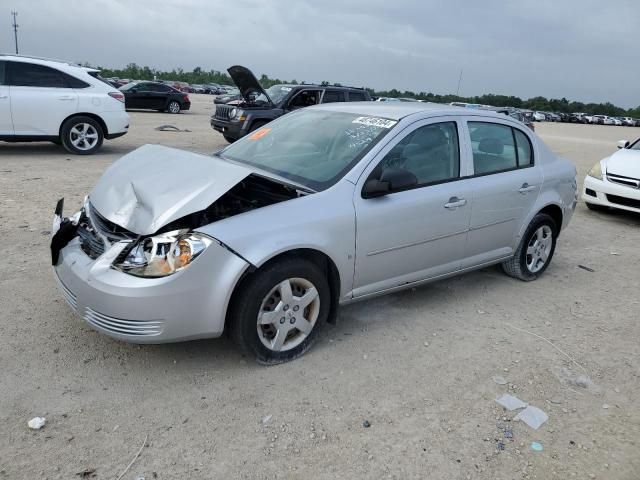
<box><xmin>51</xmin><ymin>103</ymin><xmax>577</xmax><ymax>363</ymax></box>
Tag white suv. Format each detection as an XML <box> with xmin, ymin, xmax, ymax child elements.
<box><xmin>0</xmin><ymin>55</ymin><xmax>129</xmax><ymax>154</ymax></box>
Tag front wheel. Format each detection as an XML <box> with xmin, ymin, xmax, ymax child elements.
<box><xmin>502</xmin><ymin>213</ymin><xmax>558</xmax><ymax>281</ymax></box>
<box><xmin>60</xmin><ymin>116</ymin><xmax>104</xmax><ymax>155</ymax></box>
<box><xmin>228</xmin><ymin>258</ymin><xmax>330</xmax><ymax>364</ymax></box>
<box><xmin>223</xmin><ymin>134</ymin><xmax>236</xmax><ymax>143</ymax></box>
<box><xmin>167</xmin><ymin>101</ymin><xmax>181</xmax><ymax>114</ymax></box>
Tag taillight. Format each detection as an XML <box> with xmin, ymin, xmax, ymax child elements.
<box><xmin>108</xmin><ymin>92</ymin><xmax>125</xmax><ymax>103</ymax></box>
<box><xmin>183</xmin><ymin>95</ymin><xmax>190</xmax><ymax>102</ymax></box>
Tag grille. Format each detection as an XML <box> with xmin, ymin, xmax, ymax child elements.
<box><xmin>214</xmin><ymin>104</ymin><xmax>234</xmax><ymax>120</ymax></box>
<box><xmin>84</xmin><ymin>307</ymin><xmax>164</xmax><ymax>336</ymax></box>
<box><xmin>606</xmin><ymin>194</ymin><xmax>640</xmax><ymax>209</ymax></box>
<box><xmin>78</xmin><ymin>203</ymin><xmax>137</xmax><ymax>260</ymax></box>
<box><xmin>55</xmin><ymin>274</ymin><xmax>77</xmax><ymax>312</ymax></box>
<box><xmin>607</xmin><ymin>173</ymin><xmax>640</xmax><ymax>189</ymax></box>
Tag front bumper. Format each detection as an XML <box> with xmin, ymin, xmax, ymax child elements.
<box><xmin>53</xmin><ymin>235</ymin><xmax>249</xmax><ymax>344</ymax></box>
<box><xmin>582</xmin><ymin>175</ymin><xmax>640</xmax><ymax>213</ymax></box>
<box><xmin>210</xmin><ymin>117</ymin><xmax>246</xmax><ymax>140</ymax></box>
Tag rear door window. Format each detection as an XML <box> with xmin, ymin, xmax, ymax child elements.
<box><xmin>8</xmin><ymin>62</ymin><xmax>68</xmax><ymax>88</ymax></box>
<box><xmin>348</xmin><ymin>91</ymin><xmax>366</xmax><ymax>102</ymax></box>
<box><xmin>322</xmin><ymin>90</ymin><xmax>345</xmax><ymax>103</ymax></box>
<box><xmin>468</xmin><ymin>121</ymin><xmax>534</xmax><ymax>174</ymax></box>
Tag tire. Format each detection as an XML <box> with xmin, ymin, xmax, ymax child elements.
<box><xmin>167</xmin><ymin>100</ymin><xmax>181</xmax><ymax>114</ymax></box>
<box><xmin>223</xmin><ymin>134</ymin><xmax>236</xmax><ymax>143</ymax></box>
<box><xmin>60</xmin><ymin>116</ymin><xmax>104</xmax><ymax>155</ymax></box>
<box><xmin>228</xmin><ymin>257</ymin><xmax>330</xmax><ymax>364</ymax></box>
<box><xmin>501</xmin><ymin>213</ymin><xmax>558</xmax><ymax>282</ymax></box>
<box><xmin>585</xmin><ymin>202</ymin><xmax>608</xmax><ymax>212</ymax></box>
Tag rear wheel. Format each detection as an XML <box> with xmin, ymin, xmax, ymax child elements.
<box><xmin>60</xmin><ymin>116</ymin><xmax>104</xmax><ymax>155</ymax></box>
<box><xmin>502</xmin><ymin>213</ymin><xmax>557</xmax><ymax>281</ymax></box>
<box><xmin>167</xmin><ymin>101</ymin><xmax>181</xmax><ymax>114</ymax></box>
<box><xmin>228</xmin><ymin>258</ymin><xmax>330</xmax><ymax>364</ymax></box>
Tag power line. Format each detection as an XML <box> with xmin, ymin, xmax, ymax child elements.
<box><xmin>11</xmin><ymin>11</ymin><xmax>19</xmax><ymax>54</ymax></box>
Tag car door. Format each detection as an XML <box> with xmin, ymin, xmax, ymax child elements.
<box><xmin>461</xmin><ymin>118</ymin><xmax>542</xmax><ymax>267</ymax></box>
<box><xmin>148</xmin><ymin>83</ymin><xmax>170</xmax><ymax>109</ymax></box>
<box><xmin>352</xmin><ymin>118</ymin><xmax>473</xmax><ymax>297</ymax></box>
<box><xmin>0</xmin><ymin>61</ymin><xmax>12</xmax><ymax>135</ymax></box>
<box><xmin>7</xmin><ymin>61</ymin><xmax>79</xmax><ymax>136</ymax></box>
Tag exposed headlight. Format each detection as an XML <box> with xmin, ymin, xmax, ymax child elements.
<box><xmin>587</xmin><ymin>161</ymin><xmax>603</xmax><ymax>180</ymax></box>
<box><xmin>229</xmin><ymin>107</ymin><xmax>238</xmax><ymax>118</ymax></box>
<box><xmin>113</xmin><ymin>230</ymin><xmax>212</xmax><ymax>278</ymax></box>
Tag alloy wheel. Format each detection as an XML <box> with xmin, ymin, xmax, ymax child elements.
<box><xmin>69</xmin><ymin>123</ymin><xmax>99</xmax><ymax>151</ymax></box>
<box><xmin>256</xmin><ymin>277</ymin><xmax>320</xmax><ymax>352</ymax></box>
<box><xmin>526</xmin><ymin>225</ymin><xmax>553</xmax><ymax>273</ymax></box>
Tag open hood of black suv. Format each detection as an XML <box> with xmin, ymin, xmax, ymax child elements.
<box><xmin>227</xmin><ymin>65</ymin><xmax>272</xmax><ymax>106</ymax></box>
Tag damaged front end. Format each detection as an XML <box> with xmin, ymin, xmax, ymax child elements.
<box><xmin>51</xmin><ymin>173</ymin><xmax>304</xmax><ymax>277</ymax></box>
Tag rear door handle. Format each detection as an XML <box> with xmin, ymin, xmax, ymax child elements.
<box><xmin>444</xmin><ymin>196</ymin><xmax>467</xmax><ymax>209</ymax></box>
<box><xmin>518</xmin><ymin>183</ymin><xmax>537</xmax><ymax>194</ymax></box>
<box><xmin>58</xmin><ymin>96</ymin><xmax>75</xmax><ymax>101</ymax></box>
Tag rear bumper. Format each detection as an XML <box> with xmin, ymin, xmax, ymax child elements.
<box><xmin>101</xmin><ymin>110</ymin><xmax>130</xmax><ymax>136</ymax></box>
<box><xmin>181</xmin><ymin>102</ymin><xmax>191</xmax><ymax>111</ymax></box>
<box><xmin>582</xmin><ymin>175</ymin><xmax>640</xmax><ymax>213</ymax></box>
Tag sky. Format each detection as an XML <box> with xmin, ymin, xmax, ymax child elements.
<box><xmin>4</xmin><ymin>0</ymin><xmax>639</xmax><ymax>107</ymax></box>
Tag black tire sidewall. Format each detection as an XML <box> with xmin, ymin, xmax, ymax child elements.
<box><xmin>60</xmin><ymin>116</ymin><xmax>104</xmax><ymax>155</ymax></box>
<box><xmin>517</xmin><ymin>214</ymin><xmax>558</xmax><ymax>280</ymax></box>
<box><xmin>231</xmin><ymin>259</ymin><xmax>330</xmax><ymax>364</ymax></box>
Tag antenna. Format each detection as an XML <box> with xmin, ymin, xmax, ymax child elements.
<box><xmin>456</xmin><ymin>68</ymin><xmax>463</xmax><ymax>97</ymax></box>
<box><xmin>11</xmin><ymin>11</ymin><xmax>19</xmax><ymax>54</ymax></box>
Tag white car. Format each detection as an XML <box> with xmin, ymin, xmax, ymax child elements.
<box><xmin>582</xmin><ymin>138</ymin><xmax>640</xmax><ymax>213</ymax></box>
<box><xmin>591</xmin><ymin>115</ymin><xmax>614</xmax><ymax>125</ymax></box>
<box><xmin>0</xmin><ymin>55</ymin><xmax>129</xmax><ymax>154</ymax></box>
<box><xmin>532</xmin><ymin>111</ymin><xmax>546</xmax><ymax>121</ymax></box>
<box><xmin>620</xmin><ymin>117</ymin><xmax>636</xmax><ymax>127</ymax></box>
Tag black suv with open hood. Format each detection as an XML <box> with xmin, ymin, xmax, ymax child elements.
<box><xmin>211</xmin><ymin>65</ymin><xmax>371</xmax><ymax>142</ymax></box>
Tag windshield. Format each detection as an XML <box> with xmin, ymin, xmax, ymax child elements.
<box><xmin>630</xmin><ymin>138</ymin><xmax>640</xmax><ymax>150</ymax></box>
<box><xmin>250</xmin><ymin>84</ymin><xmax>292</xmax><ymax>105</ymax></box>
<box><xmin>219</xmin><ymin>109</ymin><xmax>396</xmax><ymax>190</ymax></box>
<box><xmin>119</xmin><ymin>82</ymin><xmax>138</xmax><ymax>91</ymax></box>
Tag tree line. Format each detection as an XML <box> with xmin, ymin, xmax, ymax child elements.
<box><xmin>94</xmin><ymin>63</ymin><xmax>640</xmax><ymax>117</ymax></box>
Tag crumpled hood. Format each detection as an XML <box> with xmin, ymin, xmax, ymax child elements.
<box><xmin>89</xmin><ymin>144</ymin><xmax>252</xmax><ymax>235</ymax></box>
<box><xmin>606</xmin><ymin>148</ymin><xmax>640</xmax><ymax>178</ymax></box>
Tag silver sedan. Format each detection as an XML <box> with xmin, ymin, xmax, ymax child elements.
<box><xmin>52</xmin><ymin>103</ymin><xmax>577</xmax><ymax>363</ymax></box>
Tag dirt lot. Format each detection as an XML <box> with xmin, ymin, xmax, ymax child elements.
<box><xmin>1</xmin><ymin>96</ymin><xmax>639</xmax><ymax>479</ymax></box>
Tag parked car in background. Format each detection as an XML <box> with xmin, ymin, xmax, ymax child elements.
<box><xmin>119</xmin><ymin>81</ymin><xmax>190</xmax><ymax>113</ymax></box>
<box><xmin>558</xmin><ymin>113</ymin><xmax>572</xmax><ymax>122</ymax></box>
<box><xmin>569</xmin><ymin>113</ymin><xmax>588</xmax><ymax>123</ymax></box>
<box><xmin>190</xmin><ymin>84</ymin><xmax>206</xmax><ymax>94</ymax></box>
<box><xmin>211</xmin><ymin>65</ymin><xmax>371</xmax><ymax>142</ymax></box>
<box><xmin>583</xmin><ymin>137</ymin><xmax>640</xmax><ymax>214</ymax></box>
<box><xmin>52</xmin><ymin>103</ymin><xmax>576</xmax><ymax>363</ymax></box>
<box><xmin>487</xmin><ymin>107</ymin><xmax>535</xmax><ymax>131</ymax></box>
<box><xmin>0</xmin><ymin>54</ymin><xmax>128</xmax><ymax>154</ymax></box>
<box><xmin>611</xmin><ymin>117</ymin><xmax>623</xmax><ymax>126</ymax></box>
<box><xmin>533</xmin><ymin>111</ymin><xmax>546</xmax><ymax>121</ymax></box>
<box><xmin>620</xmin><ymin>117</ymin><xmax>636</xmax><ymax>126</ymax></box>
<box><xmin>213</xmin><ymin>88</ymin><xmax>241</xmax><ymax>105</ymax></box>
<box><xmin>544</xmin><ymin>112</ymin><xmax>560</xmax><ymax>122</ymax></box>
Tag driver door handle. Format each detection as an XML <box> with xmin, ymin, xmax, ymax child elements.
<box><xmin>518</xmin><ymin>182</ymin><xmax>537</xmax><ymax>194</ymax></box>
<box><xmin>444</xmin><ymin>196</ymin><xmax>467</xmax><ymax>209</ymax></box>
<box><xmin>57</xmin><ymin>95</ymin><xmax>75</xmax><ymax>101</ymax></box>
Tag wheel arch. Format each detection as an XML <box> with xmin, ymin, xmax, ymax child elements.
<box><xmin>59</xmin><ymin>112</ymin><xmax>108</xmax><ymax>137</ymax></box>
<box><xmin>225</xmin><ymin>247</ymin><xmax>341</xmax><ymax>332</ymax></box>
<box><xmin>538</xmin><ymin>203</ymin><xmax>563</xmax><ymax>233</ymax></box>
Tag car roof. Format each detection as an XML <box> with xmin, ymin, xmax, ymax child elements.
<box><xmin>308</xmin><ymin>101</ymin><xmax>511</xmax><ymax>121</ymax></box>
<box><xmin>279</xmin><ymin>84</ymin><xmax>366</xmax><ymax>91</ymax></box>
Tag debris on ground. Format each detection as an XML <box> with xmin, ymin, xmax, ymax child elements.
<box><xmin>75</xmin><ymin>468</ymin><xmax>97</xmax><ymax>478</ymax></box>
<box><xmin>495</xmin><ymin>394</ymin><xmax>528</xmax><ymax>411</ymax></box>
<box><xmin>531</xmin><ymin>441</ymin><xmax>543</xmax><ymax>451</ymax></box>
<box><xmin>261</xmin><ymin>414</ymin><xmax>272</xmax><ymax>425</ymax></box>
<box><xmin>514</xmin><ymin>406</ymin><xmax>548</xmax><ymax>430</ymax></box>
<box><xmin>363</xmin><ymin>420</ymin><xmax>371</xmax><ymax>428</ymax></box>
<box><xmin>551</xmin><ymin>366</ymin><xmax>599</xmax><ymax>392</ymax></box>
<box><xmin>492</xmin><ymin>375</ymin><xmax>508</xmax><ymax>385</ymax></box>
<box><xmin>578</xmin><ymin>264</ymin><xmax>595</xmax><ymax>272</ymax></box>
<box><xmin>503</xmin><ymin>428</ymin><xmax>513</xmax><ymax>439</ymax></box>
<box><xmin>27</xmin><ymin>417</ymin><xmax>46</xmax><ymax>430</ymax></box>
<box><xmin>602</xmin><ymin>404</ymin><xmax>610</xmax><ymax>409</ymax></box>
<box><xmin>154</xmin><ymin>125</ymin><xmax>192</xmax><ymax>132</ymax></box>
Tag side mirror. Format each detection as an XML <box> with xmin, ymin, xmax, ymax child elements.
<box><xmin>617</xmin><ymin>140</ymin><xmax>629</xmax><ymax>149</ymax></box>
<box><xmin>363</xmin><ymin>167</ymin><xmax>418</xmax><ymax>198</ymax></box>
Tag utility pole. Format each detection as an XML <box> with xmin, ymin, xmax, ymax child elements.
<box><xmin>11</xmin><ymin>11</ymin><xmax>19</xmax><ymax>54</ymax></box>
<box><xmin>456</xmin><ymin>68</ymin><xmax>463</xmax><ymax>97</ymax></box>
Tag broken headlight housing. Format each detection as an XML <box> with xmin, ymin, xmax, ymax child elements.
<box><xmin>113</xmin><ymin>230</ymin><xmax>212</xmax><ymax>278</ymax></box>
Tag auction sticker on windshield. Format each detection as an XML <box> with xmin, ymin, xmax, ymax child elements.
<box><xmin>352</xmin><ymin>117</ymin><xmax>397</xmax><ymax>129</ymax></box>
<box><xmin>249</xmin><ymin>128</ymin><xmax>272</xmax><ymax>140</ymax></box>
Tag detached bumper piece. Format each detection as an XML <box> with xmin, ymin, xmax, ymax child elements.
<box><xmin>50</xmin><ymin>198</ymin><xmax>78</xmax><ymax>265</ymax></box>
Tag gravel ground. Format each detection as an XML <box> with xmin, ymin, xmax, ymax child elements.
<box><xmin>1</xmin><ymin>96</ymin><xmax>639</xmax><ymax>479</ymax></box>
